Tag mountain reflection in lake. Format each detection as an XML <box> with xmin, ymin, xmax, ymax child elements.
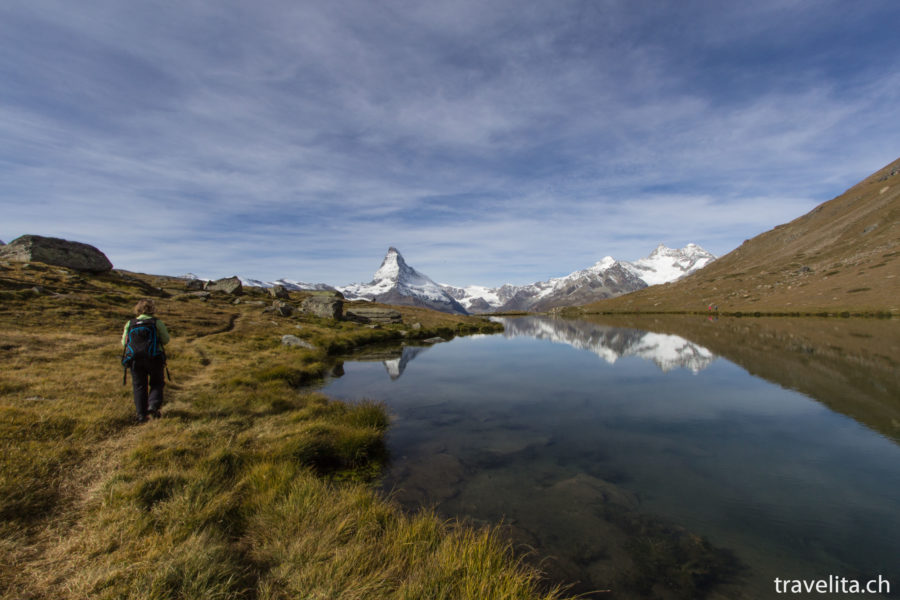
<box><xmin>322</xmin><ymin>316</ymin><xmax>900</xmax><ymax>599</ymax></box>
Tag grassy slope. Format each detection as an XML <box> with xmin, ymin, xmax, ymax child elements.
<box><xmin>0</xmin><ymin>262</ymin><xmax>563</xmax><ymax>600</ymax></box>
<box><xmin>577</xmin><ymin>157</ymin><xmax>900</xmax><ymax>316</ymax></box>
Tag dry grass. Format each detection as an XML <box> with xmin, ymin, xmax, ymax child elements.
<box><xmin>0</xmin><ymin>263</ymin><xmax>558</xmax><ymax>600</ymax></box>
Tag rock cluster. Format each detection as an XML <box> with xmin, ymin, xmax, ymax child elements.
<box><xmin>0</xmin><ymin>235</ymin><xmax>113</xmax><ymax>273</ymax></box>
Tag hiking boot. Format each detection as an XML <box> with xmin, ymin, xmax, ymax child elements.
<box><xmin>149</xmin><ymin>408</ymin><xmax>161</xmax><ymax>419</ymax></box>
<box><xmin>134</xmin><ymin>414</ymin><xmax>149</xmax><ymax>424</ymax></box>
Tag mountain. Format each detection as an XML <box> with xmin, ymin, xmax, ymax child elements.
<box><xmin>579</xmin><ymin>157</ymin><xmax>900</xmax><ymax>315</ymax></box>
<box><xmin>443</xmin><ymin>244</ymin><xmax>715</xmax><ymax>313</ymax></box>
<box><xmin>622</xmin><ymin>243</ymin><xmax>715</xmax><ymax>285</ymax></box>
<box><xmin>338</xmin><ymin>247</ymin><xmax>469</xmax><ymax>315</ymax></box>
<box><xmin>239</xmin><ymin>276</ymin><xmax>337</xmax><ymax>293</ymax></box>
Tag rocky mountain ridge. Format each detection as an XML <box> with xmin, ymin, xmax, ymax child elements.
<box><xmin>443</xmin><ymin>243</ymin><xmax>715</xmax><ymax>313</ymax></box>
<box><xmin>236</xmin><ymin>244</ymin><xmax>715</xmax><ymax>315</ymax></box>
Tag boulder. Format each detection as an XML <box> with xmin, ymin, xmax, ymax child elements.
<box><xmin>268</xmin><ymin>284</ymin><xmax>290</xmax><ymax>299</ymax></box>
<box><xmin>272</xmin><ymin>300</ymin><xmax>294</xmax><ymax>317</ymax></box>
<box><xmin>344</xmin><ymin>307</ymin><xmax>402</xmax><ymax>324</ymax></box>
<box><xmin>204</xmin><ymin>276</ymin><xmax>243</xmax><ymax>295</ymax></box>
<box><xmin>301</xmin><ymin>296</ymin><xmax>343</xmax><ymax>320</ymax></box>
<box><xmin>184</xmin><ymin>278</ymin><xmax>204</xmax><ymax>291</ymax></box>
<box><xmin>0</xmin><ymin>235</ymin><xmax>112</xmax><ymax>273</ymax></box>
<box><xmin>281</xmin><ymin>334</ymin><xmax>315</xmax><ymax>349</ymax></box>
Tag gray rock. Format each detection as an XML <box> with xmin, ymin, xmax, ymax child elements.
<box><xmin>205</xmin><ymin>276</ymin><xmax>243</xmax><ymax>295</ymax></box>
<box><xmin>301</xmin><ymin>296</ymin><xmax>343</xmax><ymax>320</ymax></box>
<box><xmin>281</xmin><ymin>334</ymin><xmax>315</xmax><ymax>349</ymax></box>
<box><xmin>344</xmin><ymin>306</ymin><xmax>402</xmax><ymax>324</ymax></box>
<box><xmin>184</xmin><ymin>278</ymin><xmax>204</xmax><ymax>291</ymax></box>
<box><xmin>268</xmin><ymin>284</ymin><xmax>290</xmax><ymax>299</ymax></box>
<box><xmin>273</xmin><ymin>301</ymin><xmax>294</xmax><ymax>317</ymax></box>
<box><xmin>0</xmin><ymin>235</ymin><xmax>113</xmax><ymax>273</ymax></box>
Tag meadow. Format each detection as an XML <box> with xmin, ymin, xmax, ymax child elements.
<box><xmin>0</xmin><ymin>261</ymin><xmax>563</xmax><ymax>600</ymax></box>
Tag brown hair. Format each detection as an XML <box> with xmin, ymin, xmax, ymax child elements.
<box><xmin>133</xmin><ymin>298</ymin><xmax>156</xmax><ymax>316</ymax></box>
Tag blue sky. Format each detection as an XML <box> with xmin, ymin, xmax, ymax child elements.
<box><xmin>1</xmin><ymin>1</ymin><xmax>898</xmax><ymax>286</ymax></box>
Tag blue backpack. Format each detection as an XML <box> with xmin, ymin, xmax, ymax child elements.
<box><xmin>122</xmin><ymin>317</ymin><xmax>164</xmax><ymax>367</ymax></box>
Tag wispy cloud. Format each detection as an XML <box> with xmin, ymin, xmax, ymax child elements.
<box><xmin>1</xmin><ymin>0</ymin><xmax>898</xmax><ymax>285</ymax></box>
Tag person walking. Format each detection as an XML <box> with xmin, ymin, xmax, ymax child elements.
<box><xmin>122</xmin><ymin>298</ymin><xmax>170</xmax><ymax>423</ymax></box>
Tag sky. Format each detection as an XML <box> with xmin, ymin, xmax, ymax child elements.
<box><xmin>1</xmin><ymin>0</ymin><xmax>899</xmax><ymax>287</ymax></box>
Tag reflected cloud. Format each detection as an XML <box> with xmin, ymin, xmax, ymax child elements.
<box><xmin>495</xmin><ymin>316</ymin><xmax>716</xmax><ymax>373</ymax></box>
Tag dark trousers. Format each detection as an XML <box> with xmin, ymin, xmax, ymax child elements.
<box><xmin>132</xmin><ymin>359</ymin><xmax>165</xmax><ymax>417</ymax></box>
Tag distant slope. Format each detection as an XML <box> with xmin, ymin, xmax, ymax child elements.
<box><xmin>580</xmin><ymin>157</ymin><xmax>900</xmax><ymax>315</ymax></box>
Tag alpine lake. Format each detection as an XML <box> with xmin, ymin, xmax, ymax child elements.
<box><xmin>320</xmin><ymin>315</ymin><xmax>900</xmax><ymax>599</ymax></box>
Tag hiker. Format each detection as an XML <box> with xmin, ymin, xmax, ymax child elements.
<box><xmin>122</xmin><ymin>298</ymin><xmax>170</xmax><ymax>423</ymax></box>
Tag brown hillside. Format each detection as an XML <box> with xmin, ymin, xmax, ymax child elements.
<box><xmin>581</xmin><ymin>157</ymin><xmax>900</xmax><ymax>315</ymax></box>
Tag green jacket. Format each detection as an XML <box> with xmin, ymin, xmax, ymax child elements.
<box><xmin>122</xmin><ymin>314</ymin><xmax>171</xmax><ymax>347</ymax></box>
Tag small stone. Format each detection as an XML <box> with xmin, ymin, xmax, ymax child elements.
<box><xmin>281</xmin><ymin>334</ymin><xmax>315</xmax><ymax>349</ymax></box>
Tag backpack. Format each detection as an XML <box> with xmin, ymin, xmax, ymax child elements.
<box><xmin>122</xmin><ymin>317</ymin><xmax>164</xmax><ymax>367</ymax></box>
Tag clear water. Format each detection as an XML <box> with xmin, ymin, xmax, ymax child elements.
<box><xmin>322</xmin><ymin>316</ymin><xmax>900</xmax><ymax>599</ymax></box>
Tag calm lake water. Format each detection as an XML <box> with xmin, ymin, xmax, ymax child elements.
<box><xmin>322</xmin><ymin>316</ymin><xmax>900</xmax><ymax>599</ymax></box>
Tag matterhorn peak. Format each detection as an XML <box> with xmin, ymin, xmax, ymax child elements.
<box><xmin>338</xmin><ymin>247</ymin><xmax>469</xmax><ymax>315</ymax></box>
<box><xmin>373</xmin><ymin>246</ymin><xmax>409</xmax><ymax>282</ymax></box>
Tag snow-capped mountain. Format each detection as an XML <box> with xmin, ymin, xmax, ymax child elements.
<box><xmin>338</xmin><ymin>247</ymin><xmax>469</xmax><ymax>315</ymax></box>
<box><xmin>443</xmin><ymin>243</ymin><xmax>715</xmax><ymax>313</ymax></box>
<box><xmin>238</xmin><ymin>276</ymin><xmax>337</xmax><ymax>292</ymax></box>
<box><xmin>498</xmin><ymin>316</ymin><xmax>716</xmax><ymax>373</ymax></box>
<box><xmin>622</xmin><ymin>243</ymin><xmax>715</xmax><ymax>286</ymax></box>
